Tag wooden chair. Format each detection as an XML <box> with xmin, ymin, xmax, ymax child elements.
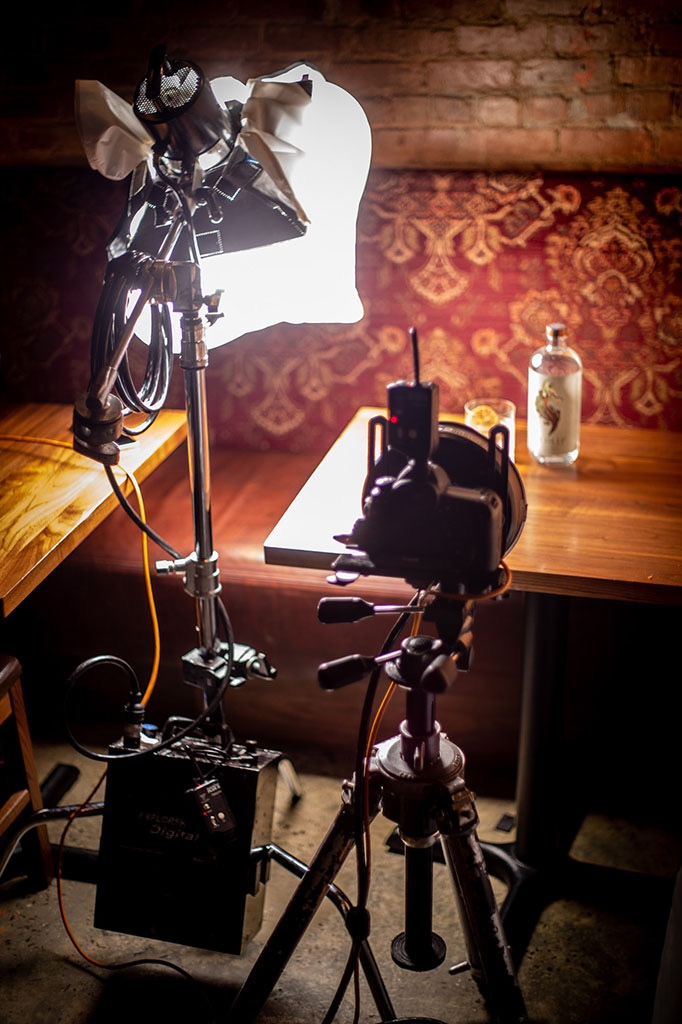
<box><xmin>0</xmin><ymin>654</ymin><xmax>52</xmax><ymax>888</ymax></box>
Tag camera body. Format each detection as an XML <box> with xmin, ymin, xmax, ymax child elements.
<box><xmin>334</xmin><ymin>378</ymin><xmax>526</xmax><ymax>593</ymax></box>
<box><xmin>347</xmin><ymin>460</ymin><xmax>504</xmax><ymax>592</ymax></box>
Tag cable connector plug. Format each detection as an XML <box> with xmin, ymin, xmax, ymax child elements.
<box><xmin>121</xmin><ymin>695</ymin><xmax>145</xmax><ymax>749</ymax></box>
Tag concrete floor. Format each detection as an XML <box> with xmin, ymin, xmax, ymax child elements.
<box><xmin>1</xmin><ymin>736</ymin><xmax>681</xmax><ymax>1024</ymax></box>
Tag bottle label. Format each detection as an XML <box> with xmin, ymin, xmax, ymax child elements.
<box><xmin>527</xmin><ymin>371</ymin><xmax>581</xmax><ymax>456</ymax></box>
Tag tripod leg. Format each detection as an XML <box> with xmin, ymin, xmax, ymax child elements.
<box><xmin>229</xmin><ymin>792</ymin><xmax>393</xmax><ymax>1023</ymax></box>
<box><xmin>265</xmin><ymin>842</ymin><xmax>395</xmax><ymax>1020</ymax></box>
<box><xmin>440</xmin><ymin>790</ymin><xmax>528</xmax><ymax>1024</ymax></box>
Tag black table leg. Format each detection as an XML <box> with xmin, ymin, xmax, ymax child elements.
<box><xmin>514</xmin><ymin>591</ymin><xmax>570</xmax><ymax>868</ymax></box>
<box><xmin>482</xmin><ymin>591</ymin><xmax>675</xmax><ymax>962</ymax></box>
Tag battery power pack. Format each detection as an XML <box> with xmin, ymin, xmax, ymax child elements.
<box><xmin>94</xmin><ymin>737</ymin><xmax>280</xmax><ymax>953</ymax></box>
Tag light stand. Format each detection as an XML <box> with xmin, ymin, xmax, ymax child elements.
<box><xmin>152</xmin><ymin>262</ymin><xmax>248</xmax><ymax>743</ymax></box>
<box><xmin>71</xmin><ymin>222</ymin><xmax>270</xmax><ymax>744</ymax></box>
<box><xmin>71</xmin><ymin>44</ymin><xmax>372</xmax><ymax>738</ymax></box>
<box><xmin>54</xmin><ymin>47</ymin><xmax>369</xmax><ymax>952</ymax></box>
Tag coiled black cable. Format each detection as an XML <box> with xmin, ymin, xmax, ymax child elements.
<box><xmin>89</xmin><ymin>251</ymin><xmax>174</xmax><ymax>436</ymax></box>
<box><xmin>64</xmin><ymin>613</ymin><xmax>234</xmax><ymax>765</ymax></box>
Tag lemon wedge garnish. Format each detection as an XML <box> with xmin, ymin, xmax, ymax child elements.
<box><xmin>468</xmin><ymin>404</ymin><xmax>501</xmax><ymax>431</ymax></box>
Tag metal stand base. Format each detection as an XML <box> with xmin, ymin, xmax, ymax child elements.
<box><xmin>229</xmin><ymin>730</ymin><xmax>528</xmax><ymax>1024</ymax></box>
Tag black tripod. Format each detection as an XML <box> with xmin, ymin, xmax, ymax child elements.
<box><xmin>229</xmin><ymin>603</ymin><xmax>528</xmax><ymax>1024</ymax></box>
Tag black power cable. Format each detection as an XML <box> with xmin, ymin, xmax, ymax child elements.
<box><xmin>321</xmin><ymin>601</ymin><xmax>417</xmax><ymax>1024</ymax></box>
<box><xmin>105</xmin><ymin>463</ymin><xmax>181</xmax><ymax>559</ymax></box>
<box><xmin>63</xmin><ymin>598</ymin><xmax>235</xmax><ymax>765</ymax></box>
<box><xmin>89</xmin><ymin>252</ymin><xmax>174</xmax><ymax>436</ymax></box>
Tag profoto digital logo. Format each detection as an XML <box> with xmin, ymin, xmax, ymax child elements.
<box><xmin>138</xmin><ymin>809</ymin><xmax>200</xmax><ymax>844</ymax></box>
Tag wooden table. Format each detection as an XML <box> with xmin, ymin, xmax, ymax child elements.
<box><xmin>264</xmin><ymin>406</ymin><xmax>682</xmax><ymax>894</ymax></box>
<box><xmin>266</xmin><ymin>406</ymin><xmax>682</xmax><ymax>605</ymax></box>
<box><xmin>0</xmin><ymin>402</ymin><xmax>188</xmax><ymax>619</ymax></box>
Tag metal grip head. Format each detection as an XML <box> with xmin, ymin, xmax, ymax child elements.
<box><xmin>133</xmin><ymin>45</ymin><xmax>232</xmax><ymax>163</ymax></box>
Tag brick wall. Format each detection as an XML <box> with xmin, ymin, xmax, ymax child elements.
<box><xmin>0</xmin><ymin>0</ymin><xmax>680</xmax><ymax>171</ymax></box>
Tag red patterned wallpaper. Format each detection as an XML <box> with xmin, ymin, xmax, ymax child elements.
<box><xmin>1</xmin><ymin>168</ymin><xmax>680</xmax><ymax>453</ymax></box>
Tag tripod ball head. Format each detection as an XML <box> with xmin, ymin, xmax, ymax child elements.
<box><xmin>384</xmin><ymin>635</ymin><xmax>457</xmax><ymax>695</ymax></box>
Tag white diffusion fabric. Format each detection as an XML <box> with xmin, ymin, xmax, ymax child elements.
<box><xmin>76</xmin><ymin>63</ymin><xmax>372</xmax><ymax>348</ymax></box>
<box><xmin>198</xmin><ymin>66</ymin><xmax>372</xmax><ymax>346</ymax></box>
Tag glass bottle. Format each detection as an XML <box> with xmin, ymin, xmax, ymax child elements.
<box><xmin>527</xmin><ymin>322</ymin><xmax>582</xmax><ymax>465</ymax></box>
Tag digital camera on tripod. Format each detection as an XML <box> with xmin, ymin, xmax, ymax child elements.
<box><xmin>231</xmin><ymin>330</ymin><xmax>530</xmax><ymax>1024</ymax></box>
<box><xmin>331</xmin><ymin>328</ymin><xmax>527</xmax><ymax>596</ymax></box>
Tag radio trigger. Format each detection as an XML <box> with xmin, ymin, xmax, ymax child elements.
<box><xmin>188</xmin><ymin>778</ymin><xmax>238</xmax><ymax>837</ymax></box>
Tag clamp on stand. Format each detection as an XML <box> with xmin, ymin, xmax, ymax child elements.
<box><xmin>71</xmin><ymin>246</ymin><xmax>281</xmax><ymax>748</ymax></box>
<box><xmin>229</xmin><ymin>602</ymin><xmax>528</xmax><ymax>1024</ymax></box>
